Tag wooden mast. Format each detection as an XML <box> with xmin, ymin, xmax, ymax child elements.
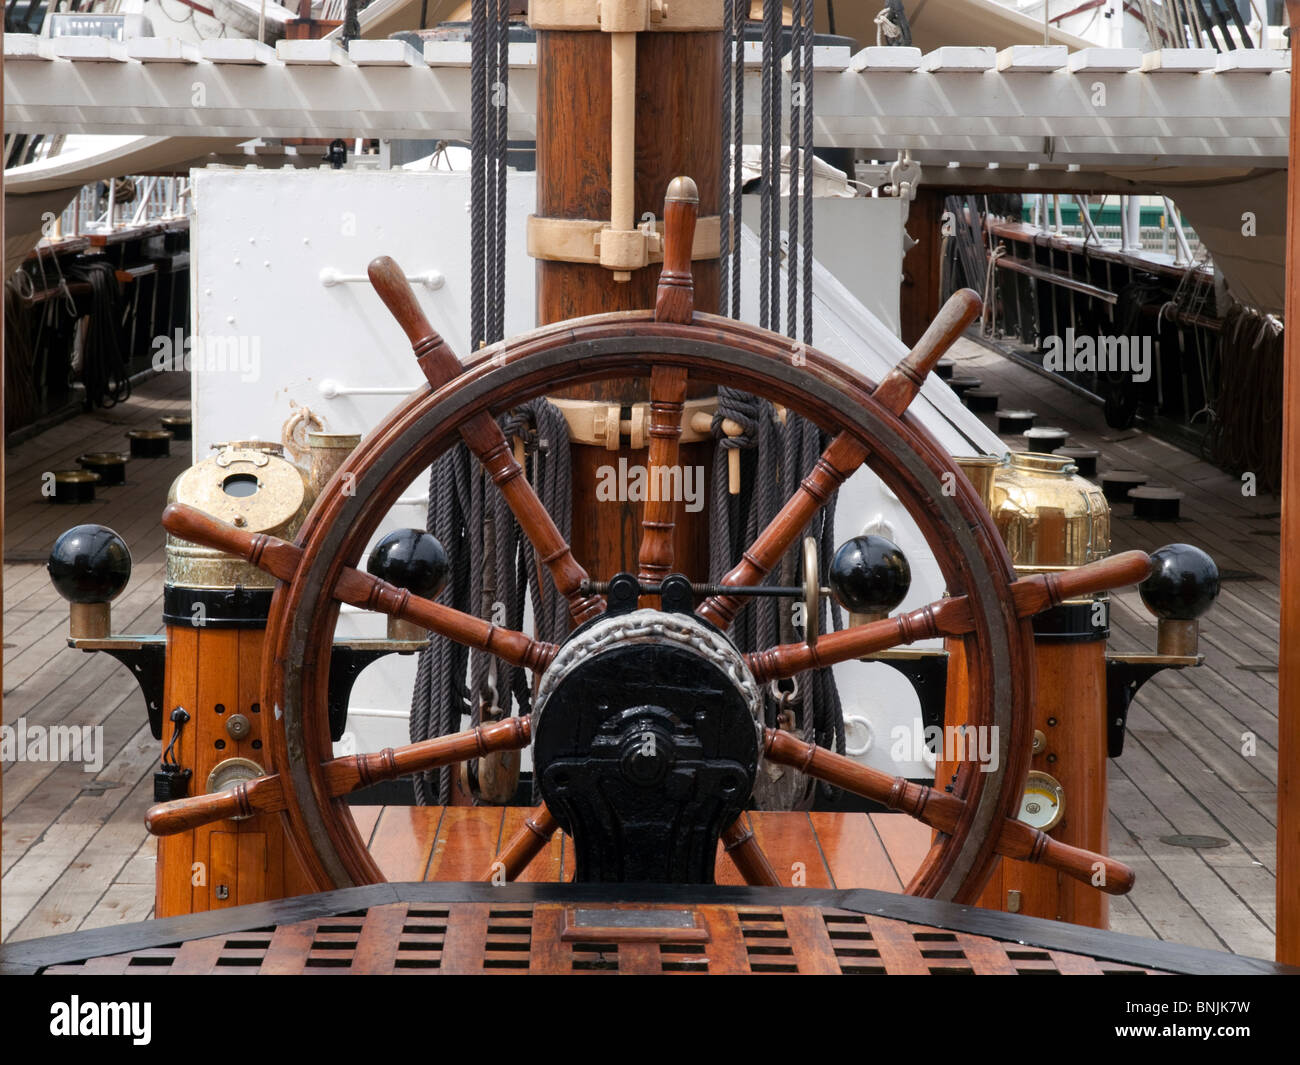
<box><xmin>1279</xmin><ymin>0</ymin><xmax>1300</xmax><ymax>967</ymax></box>
<box><xmin>531</xmin><ymin>2</ymin><xmax>723</xmax><ymax>580</ymax></box>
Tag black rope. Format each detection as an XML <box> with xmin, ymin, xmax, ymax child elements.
<box><xmin>64</xmin><ymin>259</ymin><xmax>131</xmax><ymax>409</ymax></box>
<box><xmin>760</xmin><ymin>0</ymin><xmax>781</xmax><ymax>333</ymax></box>
<box><xmin>4</xmin><ymin>279</ymin><xmax>40</xmax><ymax>428</ymax></box>
<box><xmin>470</xmin><ymin>0</ymin><xmax>487</xmax><ymax>351</ymax></box>
<box><xmin>730</xmin><ymin>0</ymin><xmax>745</xmax><ymax>318</ymax></box>
<box><xmin>491</xmin><ymin>0</ymin><xmax>509</xmax><ymax>344</ymax></box>
<box><xmin>786</xmin><ymin>0</ymin><xmax>802</xmax><ymax>342</ymax></box>
<box><xmin>800</xmin><ymin>0</ymin><xmax>814</xmax><ymax>344</ymax></box>
<box><xmin>719</xmin><ymin>0</ymin><xmax>735</xmax><ymax>310</ymax></box>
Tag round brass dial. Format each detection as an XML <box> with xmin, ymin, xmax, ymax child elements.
<box><xmin>1018</xmin><ymin>770</ymin><xmax>1065</xmax><ymax>832</ymax></box>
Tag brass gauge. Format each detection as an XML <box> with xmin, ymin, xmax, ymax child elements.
<box><xmin>206</xmin><ymin>757</ymin><xmax>266</xmax><ymax>821</ymax></box>
<box><xmin>1018</xmin><ymin>770</ymin><xmax>1065</xmax><ymax>832</ymax></box>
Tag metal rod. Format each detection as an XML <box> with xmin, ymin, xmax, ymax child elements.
<box><xmin>995</xmin><ymin>255</ymin><xmax>1119</xmax><ymax>304</ymax></box>
<box><xmin>1163</xmin><ymin>195</ymin><xmax>1194</xmax><ymax>266</ymax></box>
<box><xmin>1074</xmin><ymin>194</ymin><xmax>1102</xmax><ymax>245</ymax></box>
<box><xmin>580</xmin><ymin>579</ymin><xmax>829</xmax><ymax>598</ymax></box>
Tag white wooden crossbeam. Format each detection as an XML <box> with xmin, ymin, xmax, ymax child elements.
<box><xmin>3</xmin><ymin>36</ymin><xmax>1287</xmax><ymax>168</ymax></box>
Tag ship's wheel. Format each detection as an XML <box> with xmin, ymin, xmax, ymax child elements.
<box><xmin>147</xmin><ymin>178</ymin><xmax>1147</xmax><ymax>904</ymax></box>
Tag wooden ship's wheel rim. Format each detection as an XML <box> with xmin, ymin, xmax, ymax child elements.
<box><xmin>263</xmin><ymin>309</ymin><xmax>1035</xmax><ymax>900</ymax></box>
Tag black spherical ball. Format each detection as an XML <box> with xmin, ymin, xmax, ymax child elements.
<box><xmin>1139</xmin><ymin>543</ymin><xmax>1219</xmax><ymax>621</ymax></box>
<box><xmin>366</xmin><ymin>529</ymin><xmax>449</xmax><ymax>599</ymax></box>
<box><xmin>47</xmin><ymin>524</ymin><xmax>132</xmax><ymax>604</ymax></box>
<box><xmin>829</xmin><ymin>535</ymin><xmax>911</xmax><ymax>614</ymax></box>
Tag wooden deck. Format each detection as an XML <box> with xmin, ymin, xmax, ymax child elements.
<box><xmin>354</xmin><ymin>806</ymin><xmax>927</xmax><ymax>890</ymax></box>
<box><xmin>0</xmin><ymin>348</ymin><xmax>1282</xmax><ymax>959</ymax></box>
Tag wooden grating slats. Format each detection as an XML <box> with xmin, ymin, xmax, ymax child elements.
<box><xmin>863</xmin><ymin>915</ymin><xmax>933</xmax><ymax>975</ymax></box>
<box><xmin>169</xmin><ymin>935</ymin><xmax>226</xmax><ymax>975</ymax></box>
<box><xmin>33</xmin><ymin>902</ymin><xmax>1174</xmax><ymax>974</ymax></box>
<box><xmin>258</xmin><ymin>920</ymin><xmax>317</xmax><ymax>974</ymax></box>
<box><xmin>696</xmin><ymin>906</ymin><xmax>750</xmax><ymax>973</ymax></box>
<box><xmin>781</xmin><ymin>906</ymin><xmax>841</xmax><ymax>974</ymax></box>
<box><xmin>350</xmin><ymin>903</ymin><xmax>408</xmax><ymax>974</ymax></box>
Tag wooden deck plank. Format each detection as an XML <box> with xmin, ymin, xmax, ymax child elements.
<box><xmin>2</xmin><ymin>721</ymin><xmax>157</xmax><ymax>939</ymax></box>
<box><xmin>863</xmin><ymin>915</ymin><xmax>930</xmax><ymax>974</ymax></box>
<box><xmin>425</xmin><ymin>806</ymin><xmax>505</xmax><ymax>882</ymax></box>
<box><xmin>369</xmin><ymin>805</ymin><xmax>443</xmax><ymax>882</ymax></box>
<box><xmin>747</xmin><ymin>812</ymin><xmax>833</xmax><ymax>888</ymax></box>
<box><xmin>258</xmin><ymin>920</ymin><xmax>317</xmax><ymax>975</ymax></box>
<box><xmin>348</xmin><ymin>805</ymin><xmax>383</xmax><ymax>845</ymax></box>
<box><xmin>870</xmin><ymin>813</ymin><xmax>931</xmax><ymax>887</ymax></box>
<box><xmin>808</xmin><ymin>810</ymin><xmax>904</xmax><ymax>892</ymax></box>
<box><xmin>697</xmin><ymin>905</ymin><xmax>750</xmax><ymax>973</ymax></box>
<box><xmin>9</xmin><ymin>765</ymin><xmax>157</xmax><ymax>940</ymax></box>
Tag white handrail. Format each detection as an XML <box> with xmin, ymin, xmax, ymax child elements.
<box><xmin>318</xmin><ymin>379</ymin><xmax>424</xmax><ymax>399</ymax></box>
<box><xmin>319</xmin><ymin>266</ymin><xmax>444</xmax><ymax>290</ymax></box>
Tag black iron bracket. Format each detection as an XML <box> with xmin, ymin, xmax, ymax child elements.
<box><xmin>327</xmin><ymin>638</ymin><xmax>428</xmax><ymax>741</ymax></box>
<box><xmin>866</xmin><ymin>650</ymin><xmax>950</xmax><ymax>746</ymax></box>
<box><xmin>1105</xmin><ymin>653</ymin><xmax>1201</xmax><ymax>758</ymax></box>
<box><xmin>70</xmin><ymin>636</ymin><xmax>168</xmax><ymax>739</ymax></box>
<box><xmin>71</xmin><ymin>634</ymin><xmax>428</xmax><ymax>743</ymax></box>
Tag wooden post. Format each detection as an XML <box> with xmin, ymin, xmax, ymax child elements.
<box><xmin>900</xmin><ymin>188</ymin><xmax>946</xmax><ymax>348</ymax></box>
<box><xmin>1278</xmin><ymin>0</ymin><xmax>1300</xmax><ymax>967</ymax></box>
<box><xmin>533</xmin><ymin>13</ymin><xmax>722</xmax><ymax>581</ymax></box>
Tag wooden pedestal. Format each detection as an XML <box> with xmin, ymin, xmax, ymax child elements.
<box><xmin>943</xmin><ymin>633</ymin><xmax>1110</xmax><ymax>928</ymax></box>
<box><xmin>155</xmin><ymin>624</ymin><xmax>313</xmax><ymax>917</ymax></box>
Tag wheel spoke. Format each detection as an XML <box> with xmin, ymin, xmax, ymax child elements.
<box><xmin>146</xmin><ymin>717</ymin><xmax>532</xmax><ymax>837</ymax></box>
<box><xmin>637</xmin><ymin>366</ymin><xmax>689</xmax><ymax>583</ymax></box>
<box><xmin>872</xmin><ymin>289</ymin><xmax>982</xmax><ymax>416</ymax></box>
<box><xmin>762</xmin><ymin>728</ymin><xmax>1135</xmax><ymax>895</ymax></box>
<box><xmin>696</xmin><ymin>291</ymin><xmax>981</xmax><ymax>631</ymax></box>
<box><xmin>368</xmin><ymin>256</ymin><xmax>604</xmax><ymax>623</ymax></box>
<box><xmin>720</xmin><ymin>816</ymin><xmax>781</xmax><ymax>886</ymax></box>
<box><xmin>162</xmin><ymin>503</ymin><xmax>557</xmax><ymax>674</ymax></box>
<box><xmin>748</xmin><ymin>549</ymin><xmax>1152</xmax><ymax>684</ymax></box>
<box><xmin>653</xmin><ymin>176</ymin><xmax>699</xmax><ymax>326</ymax></box>
<box><xmin>483</xmin><ymin>804</ymin><xmax>559</xmax><ymax>883</ymax></box>
<box><xmin>697</xmin><ymin>431</ymin><xmax>867</xmax><ymax>629</ymax></box>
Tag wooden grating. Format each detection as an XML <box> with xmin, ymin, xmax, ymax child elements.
<box><xmin>37</xmin><ymin>902</ymin><xmax>1172</xmax><ymax>975</ymax></box>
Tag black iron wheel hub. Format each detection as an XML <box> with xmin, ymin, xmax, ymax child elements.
<box><xmin>531</xmin><ymin>575</ymin><xmax>763</xmax><ymax>884</ymax></box>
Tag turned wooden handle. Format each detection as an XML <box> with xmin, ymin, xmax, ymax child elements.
<box><xmin>145</xmin><ymin>774</ymin><xmax>285</xmax><ymax>836</ymax></box>
<box><xmin>654</xmin><ymin>176</ymin><xmax>698</xmax><ymax>324</ymax></box>
<box><xmin>1035</xmin><ymin>550</ymin><xmax>1151</xmax><ymax>606</ymax></box>
<box><xmin>995</xmin><ymin>820</ymin><xmax>1137</xmax><ymax>895</ymax></box>
<box><xmin>763</xmin><ymin>729</ymin><xmax>1134</xmax><ymax>896</ymax></box>
<box><xmin>369</xmin><ymin>255</ymin><xmax>604</xmax><ymax>624</ymax></box>
<box><xmin>367</xmin><ymin>255</ymin><xmax>438</xmax><ymax>349</ymax></box>
<box><xmin>749</xmin><ymin>550</ymin><xmax>1155</xmax><ymax>683</ymax></box>
<box><xmin>368</xmin><ymin>255</ymin><xmax>464</xmax><ymax>386</ymax></box>
<box><xmin>874</xmin><ymin>288</ymin><xmax>982</xmax><ymax>415</ymax></box>
<box><xmin>322</xmin><ymin>716</ymin><xmax>532</xmax><ymax>796</ymax></box>
<box><xmin>486</xmin><ymin>803</ymin><xmax>559</xmax><ymax>882</ymax></box>
<box><xmin>721</xmin><ymin>817</ymin><xmax>781</xmax><ymax>886</ymax></box>
<box><xmin>147</xmin><ymin>719</ymin><xmax>532</xmax><ymax>837</ymax></box>
<box><xmin>164</xmin><ymin>504</ymin><xmax>557</xmax><ymax>672</ymax></box>
<box><xmin>162</xmin><ymin>503</ymin><xmax>299</xmax><ymax>582</ymax></box>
